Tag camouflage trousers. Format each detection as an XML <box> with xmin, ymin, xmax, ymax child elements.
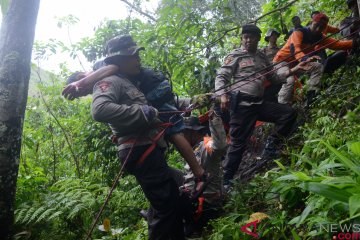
<box><xmin>277</xmin><ymin>61</ymin><xmax>323</xmax><ymax>104</ymax></box>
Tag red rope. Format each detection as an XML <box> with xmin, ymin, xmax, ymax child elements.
<box><xmin>157</xmin><ymin>28</ymin><xmax>359</xmax><ymax>115</ymax></box>
<box><xmin>222</xmin><ymin>29</ymin><xmax>359</xmax><ymax>95</ymax></box>
<box><xmin>137</xmin><ymin>123</ymin><xmax>173</xmax><ymax>165</ymax></box>
<box><xmin>214</xmin><ymin>20</ymin><xmax>359</xmax><ymax>95</ymax></box>
<box><xmin>84</xmin><ymin>123</ymin><xmax>173</xmax><ymax>239</ymax></box>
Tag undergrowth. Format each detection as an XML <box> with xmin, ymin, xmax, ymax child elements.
<box><xmin>206</xmin><ymin>57</ymin><xmax>360</xmax><ymax>240</ymax></box>
<box><xmin>15</xmin><ymin>58</ymin><xmax>360</xmax><ymax>239</ymax></box>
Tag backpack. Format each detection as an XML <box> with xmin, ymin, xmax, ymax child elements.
<box><xmin>138</xmin><ymin>68</ymin><xmax>174</xmax><ymax>107</ymax></box>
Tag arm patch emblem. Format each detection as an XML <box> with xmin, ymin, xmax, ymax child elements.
<box><xmin>224</xmin><ymin>56</ymin><xmax>234</xmax><ymax>65</ymax></box>
<box><xmin>98</xmin><ymin>81</ymin><xmax>111</xmax><ymax>92</ymax></box>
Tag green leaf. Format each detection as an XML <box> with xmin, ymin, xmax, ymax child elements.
<box><xmin>275</xmin><ymin>174</ymin><xmax>298</xmax><ymax>181</ymax></box>
<box><xmin>296</xmin><ymin>199</ymin><xmax>316</xmax><ymax>227</ymax></box>
<box><xmin>274</xmin><ymin>160</ymin><xmax>286</xmax><ymax>171</ymax></box>
<box><xmin>36</xmin><ymin>208</ymin><xmax>57</xmax><ymax>223</ymax></box>
<box><xmin>349</xmin><ymin>142</ymin><xmax>360</xmax><ymax>156</ymax></box>
<box><xmin>321</xmin><ymin>176</ymin><xmax>357</xmax><ymax>189</ymax></box>
<box><xmin>349</xmin><ymin>195</ymin><xmax>360</xmax><ymax>217</ymax></box>
<box><xmin>48</xmin><ymin>211</ymin><xmax>63</xmax><ymax>220</ymax></box>
<box><xmin>340</xmin><ymin>212</ymin><xmax>360</xmax><ymax>224</ymax></box>
<box><xmin>316</xmin><ymin>163</ymin><xmax>343</xmax><ymax>172</ymax></box>
<box><xmin>28</xmin><ymin>206</ymin><xmax>46</xmax><ymax>224</ymax></box>
<box><xmin>292</xmin><ymin>171</ymin><xmax>312</xmax><ymax>181</ymax></box>
<box><xmin>291</xmin><ymin>229</ymin><xmax>301</xmax><ymax>240</ymax></box>
<box><xmin>288</xmin><ymin>215</ymin><xmax>301</xmax><ymax>225</ymax></box>
<box><xmin>299</xmin><ymin>182</ymin><xmax>352</xmax><ymax>203</ymax></box>
<box><xmin>321</xmin><ymin>141</ymin><xmax>360</xmax><ymax>176</ymax></box>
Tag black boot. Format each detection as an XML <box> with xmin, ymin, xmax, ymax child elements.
<box><xmin>261</xmin><ymin>136</ymin><xmax>281</xmax><ymax>161</ymax></box>
<box><xmin>305</xmin><ymin>90</ymin><xmax>317</xmax><ymax>108</ymax></box>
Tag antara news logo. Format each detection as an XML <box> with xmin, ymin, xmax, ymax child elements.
<box><xmin>239</xmin><ymin>221</ymin><xmax>360</xmax><ymax>239</ymax></box>
<box><xmin>319</xmin><ymin>223</ymin><xmax>360</xmax><ymax>240</ymax></box>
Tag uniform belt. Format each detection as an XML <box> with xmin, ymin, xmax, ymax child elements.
<box><xmin>237</xmin><ymin>92</ymin><xmax>263</xmax><ymax>102</ymax></box>
<box><xmin>111</xmin><ymin>122</ymin><xmax>173</xmax><ymax>165</ymax></box>
<box><xmin>111</xmin><ymin>136</ymin><xmax>137</xmax><ymax>145</ymax></box>
<box><xmin>230</xmin><ymin>91</ymin><xmax>263</xmax><ymax>114</ymax></box>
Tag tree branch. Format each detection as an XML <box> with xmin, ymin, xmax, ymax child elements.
<box><xmin>119</xmin><ymin>0</ymin><xmax>156</xmax><ymax>22</ymax></box>
<box><xmin>182</xmin><ymin>26</ymin><xmax>240</xmax><ymax>56</ymax></box>
<box><xmin>180</xmin><ymin>0</ymin><xmax>299</xmax><ymax>57</ymax></box>
<box><xmin>248</xmin><ymin>0</ymin><xmax>299</xmax><ymax>24</ymax></box>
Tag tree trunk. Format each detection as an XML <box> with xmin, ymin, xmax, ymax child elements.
<box><xmin>0</xmin><ymin>0</ymin><xmax>40</xmax><ymax>238</ymax></box>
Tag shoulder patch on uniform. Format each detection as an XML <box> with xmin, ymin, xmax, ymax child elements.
<box><xmin>224</xmin><ymin>56</ymin><xmax>234</xmax><ymax>65</ymax></box>
<box><xmin>98</xmin><ymin>81</ymin><xmax>111</xmax><ymax>92</ymax></box>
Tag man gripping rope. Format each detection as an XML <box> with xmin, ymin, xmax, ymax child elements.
<box><xmin>215</xmin><ymin>24</ymin><xmax>309</xmax><ymax>189</ymax></box>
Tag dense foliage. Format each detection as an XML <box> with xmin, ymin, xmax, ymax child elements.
<box><xmin>207</xmin><ymin>59</ymin><xmax>360</xmax><ymax>239</ymax></box>
<box><xmin>13</xmin><ymin>0</ymin><xmax>359</xmax><ymax>239</ymax></box>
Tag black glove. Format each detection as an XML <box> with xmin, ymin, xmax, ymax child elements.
<box><xmin>141</xmin><ymin>105</ymin><xmax>158</xmax><ymax>122</ymax></box>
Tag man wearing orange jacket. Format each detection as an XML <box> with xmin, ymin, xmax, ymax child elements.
<box><xmin>273</xmin><ymin>13</ymin><xmax>354</xmax><ymax>105</ymax></box>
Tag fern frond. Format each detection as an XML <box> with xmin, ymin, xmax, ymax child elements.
<box><xmin>36</xmin><ymin>207</ymin><xmax>58</xmax><ymax>223</ymax></box>
<box><xmin>47</xmin><ymin>210</ymin><xmax>63</xmax><ymax>220</ymax></box>
<box><xmin>64</xmin><ymin>200</ymin><xmax>78</xmax><ymax>209</ymax></box>
<box><xmin>15</xmin><ymin>205</ymin><xmax>30</xmax><ymax>223</ymax></box>
<box><xmin>68</xmin><ymin>203</ymin><xmax>87</xmax><ymax>219</ymax></box>
<box><xmin>28</xmin><ymin>206</ymin><xmax>46</xmax><ymax>224</ymax></box>
<box><xmin>22</xmin><ymin>205</ymin><xmax>37</xmax><ymax>224</ymax></box>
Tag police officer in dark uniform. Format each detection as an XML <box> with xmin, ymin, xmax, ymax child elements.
<box><xmin>92</xmin><ymin>35</ymin><xmax>185</xmax><ymax>240</ymax></box>
<box><xmin>215</xmin><ymin>24</ymin><xmax>307</xmax><ymax>188</ymax></box>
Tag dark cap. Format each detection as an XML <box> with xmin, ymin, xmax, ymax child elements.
<box><xmin>104</xmin><ymin>35</ymin><xmax>144</xmax><ymax>64</ymax></box>
<box><xmin>264</xmin><ymin>29</ymin><xmax>280</xmax><ymax>42</ymax></box>
<box><xmin>292</xmin><ymin>16</ymin><xmax>301</xmax><ymax>21</ymax></box>
<box><xmin>241</xmin><ymin>24</ymin><xmax>262</xmax><ymax>37</ymax></box>
<box><xmin>347</xmin><ymin>0</ymin><xmax>356</xmax><ymax>8</ymax></box>
<box><xmin>184</xmin><ymin>116</ymin><xmax>206</xmax><ymax>131</ymax></box>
